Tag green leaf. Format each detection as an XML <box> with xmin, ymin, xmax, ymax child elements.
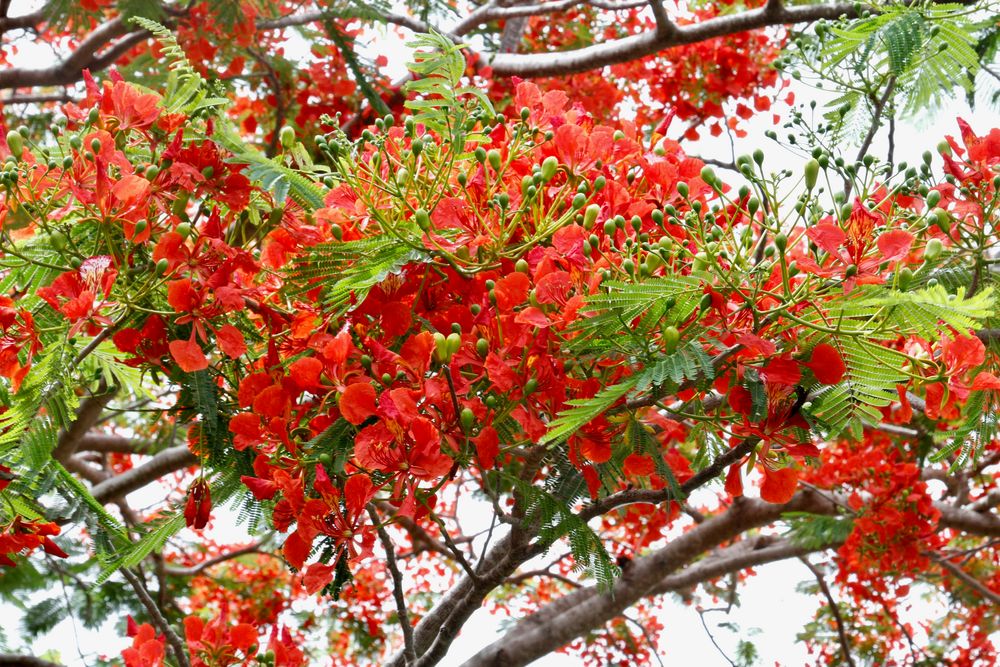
<box><xmin>542</xmin><ymin>376</ymin><xmax>639</xmax><ymax>446</ymax></box>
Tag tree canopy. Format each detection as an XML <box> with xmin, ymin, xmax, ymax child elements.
<box><xmin>0</xmin><ymin>0</ymin><xmax>999</xmax><ymax>665</ymax></box>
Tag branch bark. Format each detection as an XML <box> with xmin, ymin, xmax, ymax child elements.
<box><xmin>90</xmin><ymin>445</ymin><xmax>197</xmax><ymax>504</ymax></box>
<box><xmin>0</xmin><ymin>656</ymin><xmax>64</xmax><ymax>667</ymax></box>
<box><xmin>483</xmin><ymin>2</ymin><xmax>862</xmax><ymax>77</ymax></box>
<box><xmin>0</xmin><ymin>17</ymin><xmax>138</xmax><ymax>89</ymax></box>
<box><xmin>464</xmin><ymin>491</ymin><xmax>838</xmax><ymax>666</ymax></box>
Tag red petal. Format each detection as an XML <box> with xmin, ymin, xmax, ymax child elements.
<box><xmin>805</xmin><ymin>343</ymin><xmax>846</xmax><ymax>385</ymax></box>
<box><xmin>302</xmin><ymin>562</ymin><xmax>336</xmax><ymax>595</ymax></box>
<box><xmin>168</xmin><ymin>339</ymin><xmax>209</xmax><ymax>372</ymax></box>
<box><xmin>111</xmin><ymin>174</ymin><xmax>151</xmax><ymax>206</ymax></box>
<box><xmin>344</xmin><ymin>474</ymin><xmax>374</xmax><ymax>516</ymax></box>
<box><xmin>283</xmin><ymin>529</ymin><xmax>313</xmax><ymax>570</ymax></box>
<box><xmin>183</xmin><ymin>615</ymin><xmax>204</xmax><ymax>642</ymax></box>
<box><xmin>339</xmin><ymin>382</ymin><xmax>377</xmax><ymax>425</ymax></box>
<box><xmin>579</xmin><ymin>434</ymin><xmax>611</xmax><ymax>463</ymax></box>
<box><xmin>229</xmin><ymin>624</ymin><xmax>258</xmax><ymax>651</ymax></box>
<box><xmin>943</xmin><ymin>335</ymin><xmax>985</xmax><ymax>374</ymax></box>
<box><xmin>289</xmin><ymin>356</ymin><xmax>323</xmax><ymax>389</ymax></box>
<box><xmin>806</xmin><ymin>223</ymin><xmax>846</xmax><ymax>257</ymax></box>
<box><xmin>166</xmin><ymin>278</ymin><xmax>200</xmax><ymax>313</ymax></box>
<box><xmin>725</xmin><ymin>463</ymin><xmax>744</xmax><ymax>497</ymax></box>
<box><xmin>971</xmin><ymin>371</ymin><xmax>1000</xmax><ymax>391</ymax></box>
<box><xmin>216</xmin><ymin>324</ymin><xmax>247</xmax><ymax>358</ymax></box>
<box><xmin>763</xmin><ymin>356</ymin><xmax>801</xmax><ymax>386</ymax></box>
<box><xmin>253</xmin><ymin>384</ymin><xmax>289</xmax><ymax>419</ymax></box>
<box><xmin>623</xmin><ymin>453</ymin><xmax>655</xmax><ymax>476</ymax></box>
<box><xmin>759</xmin><ymin>466</ymin><xmax>798</xmax><ymax>503</ymax></box>
<box><xmin>399</xmin><ymin>331</ymin><xmax>434</xmax><ymax>375</ymax></box>
<box><xmin>728</xmin><ymin>386</ymin><xmax>753</xmax><ymax>416</ymax></box>
<box><xmin>514</xmin><ymin>306</ymin><xmax>551</xmax><ymax>328</ymax></box>
<box><xmin>241</xmin><ymin>476</ymin><xmax>278</xmax><ymax>500</ymax></box>
<box><xmin>493</xmin><ymin>272</ymin><xmax>531</xmax><ymax>312</ymax></box>
<box><xmin>473</xmin><ymin>426</ymin><xmax>499</xmax><ymax>469</ymax></box>
<box><xmin>485</xmin><ymin>352</ymin><xmax>519</xmax><ymax>392</ymax></box>
<box><xmin>876</xmin><ymin>229</ymin><xmax>915</xmax><ymax>261</ymax></box>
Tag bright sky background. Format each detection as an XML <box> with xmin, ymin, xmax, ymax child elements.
<box><xmin>1</xmin><ymin>1</ymin><xmax>998</xmax><ymax>665</ymax></box>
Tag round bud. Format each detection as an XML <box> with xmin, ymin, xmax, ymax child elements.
<box><xmin>279</xmin><ymin>125</ymin><xmax>296</xmax><ymax>149</ymax></box>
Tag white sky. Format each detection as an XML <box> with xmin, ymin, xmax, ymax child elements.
<box><xmin>1</xmin><ymin>1</ymin><xmax>998</xmax><ymax>664</ymax></box>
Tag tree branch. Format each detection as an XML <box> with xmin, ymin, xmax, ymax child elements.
<box><xmin>164</xmin><ymin>540</ymin><xmax>271</xmax><ymax>576</ymax></box>
<box><xmin>931</xmin><ymin>552</ymin><xmax>1000</xmax><ymax>606</ymax></box>
<box><xmin>0</xmin><ymin>656</ymin><xmax>64</xmax><ymax>667</ymax></box>
<box><xmin>90</xmin><ymin>445</ymin><xmax>197</xmax><ymax>504</ymax></box>
<box><xmin>577</xmin><ymin>437</ymin><xmax>759</xmax><ymax>522</ymax></box>
<box><xmin>0</xmin><ymin>17</ymin><xmax>138</xmax><ymax>89</ymax></box>
<box><xmin>121</xmin><ymin>568</ymin><xmax>190</xmax><ymax>667</ymax></box>
<box><xmin>798</xmin><ymin>557</ymin><xmax>856</xmax><ymax>667</ymax></box>
<box><xmin>52</xmin><ymin>387</ymin><xmax>116</xmax><ymax>463</ymax></box>
<box><xmin>370</xmin><ymin>507</ymin><xmax>418</xmax><ymax>665</ymax></box>
<box><xmin>483</xmin><ymin>2</ymin><xmax>864</xmax><ymax>77</ymax></box>
<box><xmin>464</xmin><ymin>491</ymin><xmax>838</xmax><ymax>666</ymax></box>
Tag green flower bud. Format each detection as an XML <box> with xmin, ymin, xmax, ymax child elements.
<box><xmin>924</xmin><ymin>238</ymin><xmax>943</xmax><ymax>261</ymax></box>
<box><xmin>460</xmin><ymin>407</ymin><xmax>475</xmax><ymax>434</ymax></box>
<box><xmin>5</xmin><ymin>131</ymin><xmax>23</xmax><ymax>157</ymax></box>
<box><xmin>279</xmin><ymin>125</ymin><xmax>296</xmax><ymax>149</ymax></box>
<box><xmin>415</xmin><ymin>208</ymin><xmax>431</xmax><ymax>230</ymax></box>
<box><xmin>804</xmin><ymin>158</ymin><xmax>819</xmax><ymax>190</ymax></box>
<box><xmin>662</xmin><ymin>325</ymin><xmax>680</xmax><ymax>354</ymax></box>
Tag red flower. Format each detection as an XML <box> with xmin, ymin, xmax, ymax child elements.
<box><xmin>0</xmin><ymin>516</ymin><xmax>68</xmax><ymax>567</ymax></box>
<box><xmin>283</xmin><ymin>471</ymin><xmax>375</xmax><ymax>570</ymax></box>
<box><xmin>798</xmin><ymin>200</ymin><xmax>912</xmax><ymax>290</ymax></box>
<box><xmin>0</xmin><ymin>297</ymin><xmax>41</xmax><ymax>390</ymax></box>
<box><xmin>37</xmin><ymin>256</ymin><xmax>117</xmax><ymax>337</ymax></box>
<box><xmin>185</xmin><ymin>612</ymin><xmax>259</xmax><ymax>667</ymax></box>
<box><xmin>122</xmin><ymin>620</ymin><xmax>165</xmax><ymax>667</ymax></box>
<box><xmin>184</xmin><ymin>479</ymin><xmax>212</xmax><ymax>530</ymax></box>
<box><xmin>169</xmin><ymin>338</ymin><xmax>210</xmax><ymax>373</ymax></box>
<box><xmin>339</xmin><ymin>382</ymin><xmax>378</xmax><ymax>425</ymax></box>
<box><xmin>804</xmin><ymin>343</ymin><xmax>846</xmax><ymax>385</ymax></box>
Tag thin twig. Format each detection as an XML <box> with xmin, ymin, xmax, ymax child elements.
<box><xmin>931</xmin><ymin>552</ymin><xmax>1000</xmax><ymax>606</ymax></box>
<box><xmin>121</xmin><ymin>568</ymin><xmax>190</xmax><ymax>667</ymax></box>
<box><xmin>798</xmin><ymin>557</ymin><xmax>856</xmax><ymax>667</ymax></box>
<box><xmin>164</xmin><ymin>538</ymin><xmax>273</xmax><ymax>576</ymax></box>
<box><xmin>846</xmin><ymin>77</ymin><xmax>895</xmax><ymax>198</ymax></box>
<box><xmin>622</xmin><ymin>614</ymin><xmax>665</xmax><ymax>667</ymax></box>
<box><xmin>369</xmin><ymin>507</ymin><xmax>418</xmax><ymax>665</ymax></box>
<box><xmin>696</xmin><ymin>607</ymin><xmax>738</xmax><ymax>667</ymax></box>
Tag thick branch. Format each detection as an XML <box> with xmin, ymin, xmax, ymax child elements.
<box><xmin>257</xmin><ymin>9</ymin><xmax>433</xmax><ymax>35</ymax></box>
<box><xmin>937</xmin><ymin>501</ymin><xmax>1000</xmax><ymax>538</ymax></box>
<box><xmin>78</xmin><ymin>433</ymin><xmax>154</xmax><ymax>454</ymax></box>
<box><xmin>0</xmin><ymin>9</ymin><xmax>44</xmax><ymax>33</ymax></box>
<box><xmin>90</xmin><ymin>445</ymin><xmax>197</xmax><ymax>504</ymax></box>
<box><xmin>0</xmin><ymin>656</ymin><xmax>64</xmax><ymax>667</ymax></box>
<box><xmin>52</xmin><ymin>388</ymin><xmax>116</xmax><ymax>463</ymax></box>
<box><xmin>464</xmin><ymin>491</ymin><xmax>837</xmax><ymax>666</ymax></box>
<box><xmin>484</xmin><ymin>2</ymin><xmax>861</xmax><ymax>77</ymax></box>
<box><xmin>0</xmin><ymin>18</ymin><xmax>137</xmax><ymax>89</ymax></box>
